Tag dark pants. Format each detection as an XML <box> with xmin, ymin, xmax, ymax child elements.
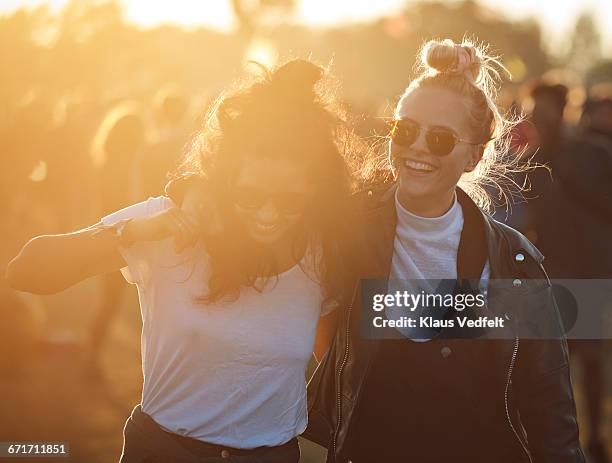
<box><xmin>120</xmin><ymin>404</ymin><xmax>301</xmax><ymax>463</ymax></box>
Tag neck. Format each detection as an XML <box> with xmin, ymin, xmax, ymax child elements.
<box><xmin>397</xmin><ymin>188</ymin><xmax>456</xmax><ymax>218</ymax></box>
<box><xmin>258</xmin><ymin>229</ymin><xmax>307</xmax><ymax>276</ymax></box>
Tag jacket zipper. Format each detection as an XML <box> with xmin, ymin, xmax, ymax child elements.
<box><xmin>331</xmin><ymin>304</ymin><xmax>352</xmax><ymax>461</ymax></box>
<box><xmin>505</xmin><ymin>336</ymin><xmax>533</xmax><ymax>463</ymax></box>
<box><xmin>332</xmin><ymin>301</ymin><xmax>530</xmax><ymax>463</ymax></box>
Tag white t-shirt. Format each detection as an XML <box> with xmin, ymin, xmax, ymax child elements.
<box><xmin>388</xmin><ymin>190</ymin><xmax>490</xmax><ymax>341</ymax></box>
<box><xmin>101</xmin><ymin>196</ymin><xmax>328</xmax><ymax>448</ymax></box>
<box><xmin>391</xmin><ymin>190</ymin><xmax>490</xmax><ymax>282</ymax></box>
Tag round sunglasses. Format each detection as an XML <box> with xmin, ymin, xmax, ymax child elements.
<box><xmin>389</xmin><ymin>119</ymin><xmax>483</xmax><ymax>156</ymax></box>
<box><xmin>232</xmin><ymin>186</ymin><xmax>312</xmax><ymax>216</ymax></box>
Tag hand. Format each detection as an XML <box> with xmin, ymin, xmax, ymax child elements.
<box><xmin>181</xmin><ymin>179</ymin><xmax>223</xmax><ymax>236</ymax></box>
<box><xmin>123</xmin><ymin>207</ymin><xmax>201</xmax><ymax>253</ymax></box>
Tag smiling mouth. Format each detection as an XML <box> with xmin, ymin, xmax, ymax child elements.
<box><xmin>402</xmin><ymin>158</ymin><xmax>437</xmax><ymax>173</ymax></box>
<box><xmin>253</xmin><ymin>222</ymin><xmax>281</xmax><ymax>234</ymax></box>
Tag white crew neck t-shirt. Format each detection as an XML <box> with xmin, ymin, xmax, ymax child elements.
<box><xmin>388</xmin><ymin>191</ymin><xmax>490</xmax><ymax>341</ymax></box>
<box><xmin>391</xmin><ymin>190</ymin><xmax>490</xmax><ymax>282</ymax></box>
<box><xmin>101</xmin><ymin>195</ymin><xmax>328</xmax><ymax>448</ymax></box>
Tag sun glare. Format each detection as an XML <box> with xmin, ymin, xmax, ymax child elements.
<box><xmin>244</xmin><ymin>37</ymin><xmax>278</xmax><ymax>69</ymax></box>
<box><xmin>122</xmin><ymin>0</ymin><xmax>236</xmax><ymax>30</ymax></box>
<box><xmin>0</xmin><ymin>0</ymin><xmax>611</xmax><ymax>52</ymax></box>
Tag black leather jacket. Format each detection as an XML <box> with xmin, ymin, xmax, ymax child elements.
<box><xmin>303</xmin><ymin>184</ymin><xmax>585</xmax><ymax>463</ymax></box>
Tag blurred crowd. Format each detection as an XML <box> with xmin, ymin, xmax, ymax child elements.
<box><xmin>514</xmin><ymin>80</ymin><xmax>612</xmax><ymax>462</ymax></box>
<box><xmin>0</xmin><ymin>1</ymin><xmax>610</xmax><ymax>462</ymax></box>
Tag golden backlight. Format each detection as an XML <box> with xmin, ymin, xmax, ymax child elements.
<box><xmin>2</xmin><ymin>0</ymin><xmax>611</xmax><ymax>50</ymax></box>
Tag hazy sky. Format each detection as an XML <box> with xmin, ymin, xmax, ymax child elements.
<box><xmin>1</xmin><ymin>0</ymin><xmax>611</xmax><ymax>55</ymax></box>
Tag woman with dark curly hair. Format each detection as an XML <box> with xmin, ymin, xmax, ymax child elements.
<box><xmin>6</xmin><ymin>59</ymin><xmax>366</xmax><ymax>463</ymax></box>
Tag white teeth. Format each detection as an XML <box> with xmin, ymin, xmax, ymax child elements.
<box><xmin>255</xmin><ymin>223</ymin><xmax>279</xmax><ymax>232</ymax></box>
<box><xmin>404</xmin><ymin>159</ymin><xmax>435</xmax><ymax>172</ymax></box>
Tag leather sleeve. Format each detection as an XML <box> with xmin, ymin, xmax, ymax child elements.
<box><xmin>514</xmin><ymin>262</ymin><xmax>586</xmax><ymax>463</ymax></box>
<box><xmin>302</xmin><ymin>334</ymin><xmax>337</xmax><ymax>448</ymax></box>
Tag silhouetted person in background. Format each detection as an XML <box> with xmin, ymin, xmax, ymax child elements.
<box><xmin>87</xmin><ymin>102</ymin><xmax>146</xmax><ymax>375</ymax></box>
<box><xmin>524</xmin><ymin>82</ymin><xmax>612</xmax><ymax>463</ymax></box>
<box><xmin>0</xmin><ymin>95</ymin><xmax>58</xmax><ymax>378</ymax></box>
<box><xmin>580</xmin><ymin>96</ymin><xmax>612</xmax><ymax>143</ymax></box>
<box><xmin>489</xmin><ymin>98</ymin><xmax>534</xmax><ymax>230</ymax></box>
<box><xmin>555</xmin><ymin>96</ymin><xmax>612</xmax><ymax>463</ymax></box>
<box><xmin>139</xmin><ymin>85</ymin><xmax>191</xmax><ymax>199</ymax></box>
<box><xmin>525</xmin><ymin>82</ymin><xmax>569</xmax><ymax>275</ymax></box>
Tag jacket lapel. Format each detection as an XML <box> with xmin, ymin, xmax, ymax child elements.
<box><xmin>370</xmin><ymin>183</ymin><xmax>398</xmax><ymax>278</ymax></box>
<box><xmin>456</xmin><ymin>188</ymin><xmax>488</xmax><ymax>280</ymax></box>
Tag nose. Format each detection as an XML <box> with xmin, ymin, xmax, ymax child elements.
<box><xmin>255</xmin><ymin>199</ymin><xmax>280</xmax><ymax>223</ymax></box>
<box><xmin>410</xmin><ymin>129</ymin><xmax>429</xmax><ymax>154</ymax></box>
<box><xmin>391</xmin><ymin>129</ymin><xmax>429</xmax><ymax>157</ymax></box>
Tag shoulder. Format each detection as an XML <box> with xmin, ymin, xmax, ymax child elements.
<box><xmin>143</xmin><ymin>195</ymin><xmax>175</xmax><ymax>215</ymax></box>
<box><xmin>457</xmin><ymin>187</ymin><xmax>548</xmax><ymax>279</ymax></box>
<box><xmin>488</xmin><ymin>213</ymin><xmax>543</xmax><ymax>260</ymax></box>
<box><xmin>350</xmin><ymin>182</ymin><xmax>396</xmax><ymax>215</ymax></box>
<box><xmin>101</xmin><ymin>196</ymin><xmax>176</xmax><ymax>225</ymax></box>
<box><xmin>483</xmin><ymin>212</ymin><xmax>548</xmax><ymax>279</ymax></box>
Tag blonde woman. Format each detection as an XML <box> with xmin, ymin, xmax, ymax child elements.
<box><xmin>304</xmin><ymin>39</ymin><xmax>585</xmax><ymax>463</ymax></box>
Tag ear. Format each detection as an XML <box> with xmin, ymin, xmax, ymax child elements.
<box><xmin>464</xmin><ymin>145</ymin><xmax>484</xmax><ymax>173</ymax></box>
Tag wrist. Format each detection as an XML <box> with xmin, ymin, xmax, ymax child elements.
<box><xmin>118</xmin><ymin>218</ymin><xmax>137</xmax><ymax>247</ymax></box>
<box><xmin>91</xmin><ymin>218</ymin><xmax>136</xmax><ymax>247</ymax></box>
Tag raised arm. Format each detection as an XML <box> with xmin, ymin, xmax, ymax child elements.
<box><xmin>6</xmin><ymin>201</ymin><xmax>201</xmax><ymax>295</ymax></box>
<box><xmin>6</xmin><ymin>223</ymin><xmax>125</xmax><ymax>295</ymax></box>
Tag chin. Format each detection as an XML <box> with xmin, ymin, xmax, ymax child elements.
<box><xmin>247</xmin><ymin>227</ymin><xmax>288</xmax><ymax>246</ymax></box>
<box><xmin>250</xmin><ymin>234</ymin><xmax>281</xmax><ymax>245</ymax></box>
<box><xmin>398</xmin><ymin>174</ymin><xmax>437</xmax><ymax>199</ymax></box>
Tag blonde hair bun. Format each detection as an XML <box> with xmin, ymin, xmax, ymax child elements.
<box><xmin>421</xmin><ymin>39</ymin><xmax>483</xmax><ymax>83</ymax></box>
<box><xmin>394</xmin><ymin>37</ymin><xmax>523</xmax><ymax>213</ymax></box>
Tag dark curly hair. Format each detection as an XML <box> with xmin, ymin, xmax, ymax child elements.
<box><xmin>175</xmin><ymin>59</ymin><xmax>374</xmax><ymax>308</ymax></box>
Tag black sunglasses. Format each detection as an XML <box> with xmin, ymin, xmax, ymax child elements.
<box><xmin>232</xmin><ymin>186</ymin><xmax>312</xmax><ymax>216</ymax></box>
<box><xmin>389</xmin><ymin>119</ymin><xmax>483</xmax><ymax>156</ymax></box>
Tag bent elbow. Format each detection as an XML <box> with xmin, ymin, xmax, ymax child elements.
<box><xmin>5</xmin><ymin>250</ymin><xmax>55</xmax><ymax>295</ymax></box>
<box><xmin>5</xmin><ymin>255</ymin><xmax>34</xmax><ymax>293</ymax></box>
<box><xmin>5</xmin><ymin>255</ymin><xmax>22</xmax><ymax>287</ymax></box>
